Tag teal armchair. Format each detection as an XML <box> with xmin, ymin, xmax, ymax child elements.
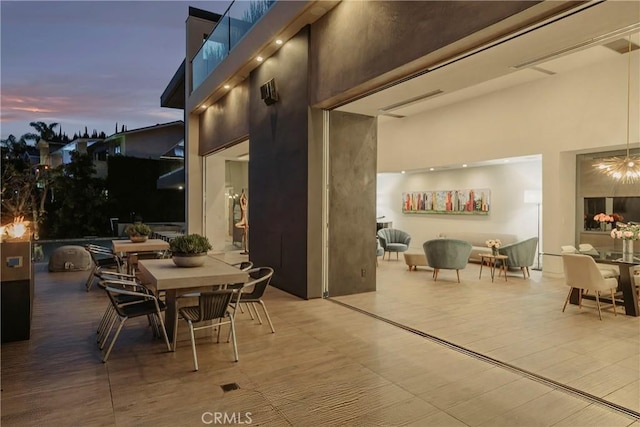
<box><xmin>377</xmin><ymin>228</ymin><xmax>411</xmax><ymax>260</ymax></box>
<box><xmin>497</xmin><ymin>237</ymin><xmax>538</xmax><ymax>279</ymax></box>
<box><xmin>423</xmin><ymin>238</ymin><xmax>472</xmax><ymax>283</ymax></box>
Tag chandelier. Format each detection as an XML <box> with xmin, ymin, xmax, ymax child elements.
<box><xmin>594</xmin><ymin>36</ymin><xmax>640</xmax><ymax>183</ymax></box>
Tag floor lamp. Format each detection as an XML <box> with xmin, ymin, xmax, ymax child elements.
<box><xmin>524</xmin><ymin>190</ymin><xmax>542</xmax><ymax>271</ymax></box>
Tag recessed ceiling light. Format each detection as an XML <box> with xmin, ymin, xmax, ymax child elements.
<box><xmin>256</xmin><ymin>56</ymin><xmax>264</xmax><ymax>62</ymax></box>
<box><xmin>275</xmin><ymin>39</ymin><xmax>283</xmax><ymax>45</ymax></box>
<box><xmin>201</xmin><ymin>105</ymin><xmax>207</xmax><ymax>110</ymax></box>
<box><xmin>429</xmin><ymin>167</ymin><xmax>435</xmax><ymax>171</ymax></box>
<box><xmin>401</xmin><ymin>170</ymin><xmax>406</xmax><ymax>174</ymax></box>
<box><xmin>223</xmin><ymin>84</ymin><xmax>230</xmax><ymax>89</ymax></box>
<box><xmin>462</xmin><ymin>164</ymin><xmax>468</xmax><ymax>168</ymax></box>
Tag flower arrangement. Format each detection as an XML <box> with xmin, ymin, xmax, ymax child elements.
<box><xmin>485</xmin><ymin>239</ymin><xmax>502</xmax><ymax>249</ymax></box>
<box><xmin>612</xmin><ymin>213</ymin><xmax>624</xmax><ymax>222</ymax></box>
<box><xmin>610</xmin><ymin>223</ymin><xmax>640</xmax><ymax>240</ymax></box>
<box><xmin>593</xmin><ymin>213</ymin><xmax>624</xmax><ymax>223</ymax></box>
<box><xmin>486</xmin><ymin>239</ymin><xmax>502</xmax><ymax>255</ymax></box>
<box><xmin>593</xmin><ymin>213</ymin><xmax>613</xmax><ymax>223</ymax></box>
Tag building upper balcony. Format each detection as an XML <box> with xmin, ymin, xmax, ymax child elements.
<box><xmin>192</xmin><ymin>0</ymin><xmax>276</xmax><ymax>92</ymax></box>
<box><xmin>185</xmin><ymin>0</ymin><xmax>338</xmax><ymax>114</ymax></box>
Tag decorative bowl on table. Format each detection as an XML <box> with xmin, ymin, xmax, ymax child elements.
<box><xmin>172</xmin><ymin>252</ymin><xmax>207</xmax><ymax>268</ymax></box>
<box><xmin>124</xmin><ymin>223</ymin><xmax>151</xmax><ymax>243</ymax></box>
<box><xmin>169</xmin><ymin>234</ymin><xmax>212</xmax><ymax>267</ymax></box>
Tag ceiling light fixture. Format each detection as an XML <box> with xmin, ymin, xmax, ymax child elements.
<box><xmin>224</xmin><ymin>84</ymin><xmax>230</xmax><ymax>89</ymax></box>
<box><xmin>275</xmin><ymin>39</ymin><xmax>283</xmax><ymax>45</ymax></box>
<box><xmin>256</xmin><ymin>56</ymin><xmax>264</xmax><ymax>62</ymax></box>
<box><xmin>429</xmin><ymin>167</ymin><xmax>435</xmax><ymax>171</ymax></box>
<box><xmin>462</xmin><ymin>164</ymin><xmax>468</xmax><ymax>168</ymax></box>
<box><xmin>401</xmin><ymin>170</ymin><xmax>406</xmax><ymax>174</ymax></box>
<box><xmin>594</xmin><ymin>36</ymin><xmax>640</xmax><ymax>184</ymax></box>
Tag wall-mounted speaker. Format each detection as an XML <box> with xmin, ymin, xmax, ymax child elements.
<box><xmin>260</xmin><ymin>78</ymin><xmax>278</xmax><ymax>105</ymax></box>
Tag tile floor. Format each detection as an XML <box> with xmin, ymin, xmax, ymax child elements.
<box><xmin>334</xmin><ymin>258</ymin><xmax>640</xmax><ymax>415</ymax></box>
<box><xmin>1</xmin><ymin>255</ymin><xmax>638</xmax><ymax>426</ymax></box>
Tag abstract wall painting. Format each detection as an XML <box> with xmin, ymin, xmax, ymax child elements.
<box><xmin>402</xmin><ymin>189</ymin><xmax>490</xmax><ymax>215</ymax></box>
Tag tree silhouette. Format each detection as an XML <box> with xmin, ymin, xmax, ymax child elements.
<box><xmin>24</xmin><ymin>121</ymin><xmax>59</xmax><ymax>142</ymax></box>
<box><xmin>0</xmin><ymin>134</ymin><xmax>52</xmax><ymax>237</ymax></box>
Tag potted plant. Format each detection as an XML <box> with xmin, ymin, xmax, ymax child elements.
<box><xmin>169</xmin><ymin>234</ymin><xmax>212</xmax><ymax>267</ymax></box>
<box><xmin>124</xmin><ymin>222</ymin><xmax>151</xmax><ymax>243</ymax></box>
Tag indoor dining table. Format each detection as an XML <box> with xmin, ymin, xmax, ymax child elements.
<box><xmin>137</xmin><ymin>256</ymin><xmax>248</xmax><ymax>348</ymax></box>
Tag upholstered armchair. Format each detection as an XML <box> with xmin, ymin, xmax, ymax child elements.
<box><xmin>422</xmin><ymin>238</ymin><xmax>472</xmax><ymax>283</ymax></box>
<box><xmin>497</xmin><ymin>237</ymin><xmax>538</xmax><ymax>279</ymax></box>
<box><xmin>377</xmin><ymin>228</ymin><xmax>411</xmax><ymax>260</ymax></box>
<box><xmin>376</xmin><ymin>238</ymin><xmax>384</xmax><ymax>266</ymax></box>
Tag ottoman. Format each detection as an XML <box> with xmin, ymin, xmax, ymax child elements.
<box><xmin>403</xmin><ymin>251</ymin><xmax>429</xmax><ymax>271</ymax></box>
<box><xmin>48</xmin><ymin>245</ymin><xmax>91</xmax><ymax>272</ymax></box>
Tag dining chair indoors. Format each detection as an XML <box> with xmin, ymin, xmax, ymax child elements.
<box><xmin>561</xmin><ymin>245</ymin><xmax>618</xmax><ymax>278</ymax></box>
<box><xmin>178</xmin><ymin>289</ymin><xmax>239</xmax><ymax>371</ymax></box>
<box><xmin>561</xmin><ymin>253</ymin><xmax>618</xmax><ymax>320</ymax></box>
<box><xmin>99</xmin><ymin>278</ymin><xmax>170</xmax><ymax>362</ymax></box>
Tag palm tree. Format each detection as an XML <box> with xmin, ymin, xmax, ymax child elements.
<box><xmin>24</xmin><ymin>121</ymin><xmax>59</xmax><ymax>142</ymax></box>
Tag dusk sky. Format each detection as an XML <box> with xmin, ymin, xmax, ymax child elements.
<box><xmin>1</xmin><ymin>0</ymin><xmax>230</xmax><ymax>141</ymax></box>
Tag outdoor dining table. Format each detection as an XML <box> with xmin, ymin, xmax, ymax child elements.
<box><xmin>111</xmin><ymin>239</ymin><xmax>170</xmax><ymax>273</ymax></box>
<box><xmin>112</xmin><ymin>238</ymin><xmax>170</xmax><ymax>255</ymax></box>
<box><xmin>137</xmin><ymin>256</ymin><xmax>248</xmax><ymax>348</ymax></box>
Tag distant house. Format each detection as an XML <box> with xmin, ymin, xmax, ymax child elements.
<box><xmin>38</xmin><ymin>121</ymin><xmax>185</xmax><ymax>182</ymax></box>
<box><xmin>97</xmin><ymin>121</ymin><xmax>184</xmax><ymax>160</ymax></box>
<box><xmin>94</xmin><ymin>121</ymin><xmax>184</xmax><ymax>182</ymax></box>
<box><xmin>47</xmin><ymin>137</ymin><xmax>102</xmax><ymax>169</ymax></box>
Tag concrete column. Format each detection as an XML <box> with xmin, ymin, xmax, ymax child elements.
<box><xmin>327</xmin><ymin>111</ymin><xmax>377</xmax><ymax>296</ymax></box>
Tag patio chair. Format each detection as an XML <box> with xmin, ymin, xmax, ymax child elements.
<box><xmin>178</xmin><ymin>289</ymin><xmax>239</xmax><ymax>371</ymax></box>
<box><xmin>85</xmin><ymin>244</ymin><xmax>125</xmax><ymax>291</ymax></box>
<box><xmin>95</xmin><ymin>271</ymin><xmax>141</xmax><ymax>342</ymax></box>
<box><xmin>235</xmin><ymin>267</ymin><xmax>275</xmax><ymax>332</ymax></box>
<box><xmin>99</xmin><ymin>278</ymin><xmax>170</xmax><ymax>362</ymax></box>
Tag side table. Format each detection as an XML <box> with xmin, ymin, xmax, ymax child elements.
<box><xmin>479</xmin><ymin>254</ymin><xmax>509</xmax><ymax>282</ymax></box>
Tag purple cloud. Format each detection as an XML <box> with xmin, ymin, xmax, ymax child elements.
<box><xmin>1</xmin><ymin>1</ymin><xmax>227</xmax><ymax>139</ymax></box>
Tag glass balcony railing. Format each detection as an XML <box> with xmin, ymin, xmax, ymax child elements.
<box><xmin>192</xmin><ymin>0</ymin><xmax>276</xmax><ymax>92</ymax></box>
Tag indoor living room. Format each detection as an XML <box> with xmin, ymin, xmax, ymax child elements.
<box><xmin>327</xmin><ymin>18</ymin><xmax>640</xmax><ymax>418</ymax></box>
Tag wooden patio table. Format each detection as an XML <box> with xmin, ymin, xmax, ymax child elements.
<box><xmin>112</xmin><ymin>239</ymin><xmax>170</xmax><ymax>274</ymax></box>
<box><xmin>137</xmin><ymin>256</ymin><xmax>248</xmax><ymax>349</ymax></box>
